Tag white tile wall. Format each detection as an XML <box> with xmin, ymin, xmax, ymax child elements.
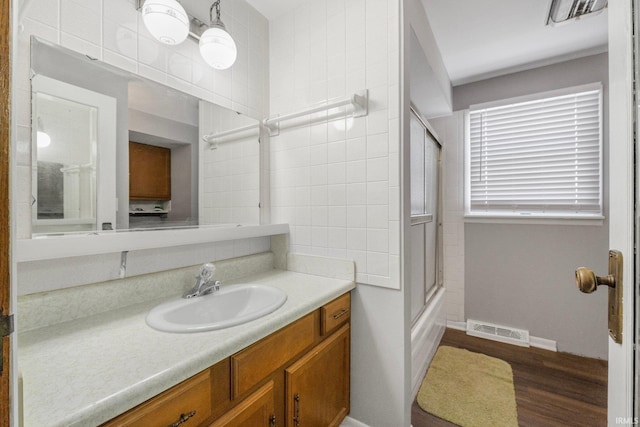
<box><xmin>269</xmin><ymin>0</ymin><xmax>401</xmax><ymax>288</ymax></box>
<box><xmin>199</xmin><ymin>101</ymin><xmax>260</xmax><ymax>225</ymax></box>
<box><xmin>430</xmin><ymin>112</ymin><xmax>465</xmax><ymax>322</ymax></box>
<box><xmin>16</xmin><ymin>0</ymin><xmax>270</xmax><ymax>238</ymax></box>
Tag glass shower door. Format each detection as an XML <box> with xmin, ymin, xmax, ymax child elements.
<box><xmin>409</xmin><ymin>109</ymin><xmax>442</xmax><ymax>323</ymax></box>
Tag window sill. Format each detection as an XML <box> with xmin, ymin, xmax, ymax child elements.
<box><xmin>464</xmin><ymin>214</ymin><xmax>605</xmax><ymax>226</ymax></box>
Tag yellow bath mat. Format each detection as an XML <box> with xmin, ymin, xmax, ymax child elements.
<box><xmin>417</xmin><ymin>346</ymin><xmax>518</xmax><ymax>427</ymax></box>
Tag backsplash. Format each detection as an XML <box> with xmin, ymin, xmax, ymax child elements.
<box><xmin>17</xmin><ymin>236</ymin><xmax>271</xmax><ymax>295</ymax></box>
<box><xmin>18</xmin><ymin>251</ymin><xmax>276</xmax><ymax>332</ymax></box>
<box><xmin>17</xmin><ymin>249</ymin><xmax>357</xmax><ymax>333</ymax></box>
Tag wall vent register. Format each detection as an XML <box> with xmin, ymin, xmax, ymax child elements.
<box><xmin>466</xmin><ymin>319</ymin><xmax>530</xmax><ymax>347</ymax></box>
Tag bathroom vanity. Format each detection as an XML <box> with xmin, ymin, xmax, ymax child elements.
<box><xmin>104</xmin><ymin>293</ymin><xmax>350</xmax><ymax>426</ymax></box>
<box><xmin>17</xmin><ymin>253</ymin><xmax>355</xmax><ymax>426</ymax></box>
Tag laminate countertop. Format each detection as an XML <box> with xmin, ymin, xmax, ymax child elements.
<box><xmin>18</xmin><ymin>268</ymin><xmax>355</xmax><ymax>427</ymax></box>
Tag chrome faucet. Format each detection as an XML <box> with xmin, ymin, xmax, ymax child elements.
<box><xmin>183</xmin><ymin>263</ymin><xmax>221</xmax><ymax>298</ymax></box>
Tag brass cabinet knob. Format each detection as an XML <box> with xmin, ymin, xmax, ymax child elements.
<box><xmin>575</xmin><ymin>267</ymin><xmax>615</xmax><ymax>293</ymax></box>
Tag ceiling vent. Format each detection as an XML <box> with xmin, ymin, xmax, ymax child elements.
<box><xmin>546</xmin><ymin>0</ymin><xmax>608</xmax><ymax>26</ymax></box>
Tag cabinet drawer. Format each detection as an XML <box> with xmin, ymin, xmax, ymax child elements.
<box><xmin>321</xmin><ymin>293</ymin><xmax>351</xmax><ymax>336</ymax></box>
<box><xmin>231</xmin><ymin>313</ymin><xmax>316</xmax><ymax>399</ymax></box>
<box><xmin>102</xmin><ymin>370</ymin><xmax>211</xmax><ymax>427</ymax></box>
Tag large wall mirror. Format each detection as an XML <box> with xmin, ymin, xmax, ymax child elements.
<box><xmin>29</xmin><ymin>37</ymin><xmax>261</xmax><ymax>236</ymax></box>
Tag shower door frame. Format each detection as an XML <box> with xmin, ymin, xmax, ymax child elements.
<box><xmin>409</xmin><ymin>106</ymin><xmax>443</xmax><ymax>325</ymax></box>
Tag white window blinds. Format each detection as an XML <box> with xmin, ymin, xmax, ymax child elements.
<box><xmin>466</xmin><ymin>84</ymin><xmax>603</xmax><ymax>218</ymax></box>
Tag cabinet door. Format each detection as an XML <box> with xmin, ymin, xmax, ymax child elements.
<box><xmin>129</xmin><ymin>142</ymin><xmax>171</xmax><ymax>200</ymax></box>
<box><xmin>210</xmin><ymin>381</ymin><xmax>276</xmax><ymax>427</ymax></box>
<box><xmin>285</xmin><ymin>324</ymin><xmax>350</xmax><ymax>427</ymax></box>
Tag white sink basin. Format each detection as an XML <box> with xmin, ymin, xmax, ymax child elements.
<box><xmin>146</xmin><ymin>284</ymin><xmax>287</xmax><ymax>333</ymax></box>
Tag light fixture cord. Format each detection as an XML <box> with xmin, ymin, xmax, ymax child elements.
<box><xmin>210</xmin><ymin>0</ymin><xmax>221</xmax><ymax>25</ymax></box>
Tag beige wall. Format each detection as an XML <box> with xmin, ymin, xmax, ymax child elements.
<box><xmin>443</xmin><ymin>53</ymin><xmax>610</xmax><ymax>359</ymax></box>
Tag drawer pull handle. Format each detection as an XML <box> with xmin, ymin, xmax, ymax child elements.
<box><xmin>169</xmin><ymin>410</ymin><xmax>196</xmax><ymax>427</ymax></box>
<box><xmin>270</xmin><ymin>414</ymin><xmax>277</xmax><ymax>426</ymax></box>
<box><xmin>293</xmin><ymin>393</ymin><xmax>300</xmax><ymax>427</ymax></box>
<box><xmin>333</xmin><ymin>309</ymin><xmax>349</xmax><ymax>320</ymax></box>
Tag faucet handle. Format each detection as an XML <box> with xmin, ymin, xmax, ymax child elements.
<box><xmin>199</xmin><ymin>263</ymin><xmax>216</xmax><ymax>281</ymax></box>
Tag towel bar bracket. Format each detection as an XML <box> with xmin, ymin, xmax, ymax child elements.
<box><xmin>351</xmin><ymin>89</ymin><xmax>369</xmax><ymax>118</ymax></box>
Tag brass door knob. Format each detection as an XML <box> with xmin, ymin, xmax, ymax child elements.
<box><xmin>574</xmin><ymin>250</ymin><xmax>623</xmax><ymax>344</ymax></box>
<box><xmin>575</xmin><ymin>267</ymin><xmax>615</xmax><ymax>293</ymax></box>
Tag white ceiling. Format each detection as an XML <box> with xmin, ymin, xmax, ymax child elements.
<box><xmin>186</xmin><ymin>0</ymin><xmax>608</xmax><ymax>87</ymax></box>
<box><xmin>420</xmin><ymin>0</ymin><xmax>609</xmax><ymax>86</ymax></box>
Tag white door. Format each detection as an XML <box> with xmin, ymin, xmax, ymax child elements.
<box><xmin>607</xmin><ymin>1</ymin><xmax>636</xmax><ymax>424</ymax></box>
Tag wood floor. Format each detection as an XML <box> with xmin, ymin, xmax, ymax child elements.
<box><xmin>412</xmin><ymin>328</ymin><xmax>608</xmax><ymax>427</ymax></box>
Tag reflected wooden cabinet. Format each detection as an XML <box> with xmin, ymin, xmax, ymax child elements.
<box><xmin>103</xmin><ymin>293</ymin><xmax>351</xmax><ymax>427</ymax></box>
<box><xmin>129</xmin><ymin>142</ymin><xmax>171</xmax><ymax>201</ymax></box>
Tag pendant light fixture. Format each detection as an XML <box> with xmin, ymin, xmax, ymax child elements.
<box><xmin>37</xmin><ymin>131</ymin><xmax>51</xmax><ymax>148</ymax></box>
<box><xmin>546</xmin><ymin>0</ymin><xmax>607</xmax><ymax>25</ymax></box>
<box><xmin>37</xmin><ymin>117</ymin><xmax>50</xmax><ymax>148</ymax></box>
<box><xmin>199</xmin><ymin>1</ymin><xmax>237</xmax><ymax>70</ymax></box>
<box><xmin>141</xmin><ymin>0</ymin><xmax>190</xmax><ymax>45</ymax></box>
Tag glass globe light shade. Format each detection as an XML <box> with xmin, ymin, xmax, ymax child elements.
<box><xmin>37</xmin><ymin>131</ymin><xmax>51</xmax><ymax>148</ymax></box>
<box><xmin>199</xmin><ymin>26</ymin><xmax>237</xmax><ymax>70</ymax></box>
<box><xmin>142</xmin><ymin>0</ymin><xmax>189</xmax><ymax>45</ymax></box>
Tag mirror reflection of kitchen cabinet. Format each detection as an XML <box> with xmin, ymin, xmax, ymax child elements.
<box><xmin>129</xmin><ymin>142</ymin><xmax>171</xmax><ymax>201</ymax></box>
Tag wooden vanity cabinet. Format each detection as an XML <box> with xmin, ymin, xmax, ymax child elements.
<box><xmin>102</xmin><ymin>293</ymin><xmax>351</xmax><ymax>427</ymax></box>
<box><xmin>286</xmin><ymin>324</ymin><xmax>350</xmax><ymax>427</ymax></box>
<box><xmin>129</xmin><ymin>142</ymin><xmax>171</xmax><ymax>201</ymax></box>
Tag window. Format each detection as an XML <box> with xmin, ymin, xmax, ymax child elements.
<box><xmin>465</xmin><ymin>83</ymin><xmax>603</xmax><ymax>220</ymax></box>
